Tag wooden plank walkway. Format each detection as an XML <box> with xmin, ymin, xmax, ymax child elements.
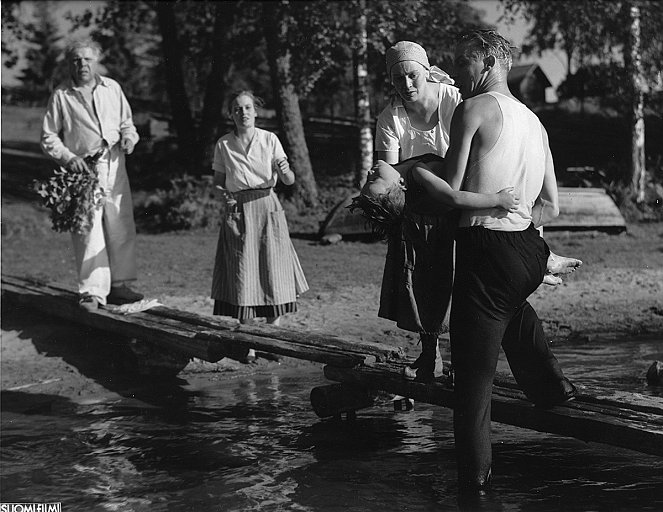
<box><xmin>323</xmin><ymin>364</ymin><xmax>663</xmax><ymax>457</ymax></box>
<box><xmin>2</xmin><ymin>274</ymin><xmax>661</xmax><ymax>456</ymax></box>
<box><xmin>548</xmin><ymin>187</ymin><xmax>626</xmax><ymax>232</ymax></box>
<box><xmin>0</xmin><ymin>274</ymin><xmax>403</xmax><ymax>367</ymax></box>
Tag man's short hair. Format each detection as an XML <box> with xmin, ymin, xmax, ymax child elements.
<box><xmin>458</xmin><ymin>30</ymin><xmax>516</xmax><ymax>72</ymax></box>
<box><xmin>64</xmin><ymin>39</ymin><xmax>102</xmax><ymax>61</ymax></box>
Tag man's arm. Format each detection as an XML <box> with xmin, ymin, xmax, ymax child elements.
<box><xmin>118</xmin><ymin>86</ymin><xmax>139</xmax><ymax>154</ymax></box>
<box><xmin>532</xmin><ymin>126</ymin><xmax>559</xmax><ymax>228</ymax></box>
<box><xmin>443</xmin><ymin>100</ymin><xmax>483</xmax><ymax>191</ymax></box>
<box><xmin>41</xmin><ymin>92</ymin><xmax>78</xmax><ymax>167</ymax></box>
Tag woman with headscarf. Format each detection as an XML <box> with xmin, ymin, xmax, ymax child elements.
<box><xmin>373</xmin><ymin>41</ymin><xmax>462</xmax><ymax>382</ymax></box>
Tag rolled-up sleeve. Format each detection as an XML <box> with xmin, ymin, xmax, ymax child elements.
<box><xmin>41</xmin><ymin>91</ymin><xmax>77</xmax><ymax>166</ymax></box>
<box><xmin>118</xmin><ymin>87</ymin><xmax>139</xmax><ymax>145</ymax></box>
<box><xmin>374</xmin><ymin>107</ymin><xmax>400</xmax><ymax>154</ymax></box>
<box><xmin>212</xmin><ymin>140</ymin><xmax>227</xmax><ymax>175</ymax></box>
<box><xmin>271</xmin><ymin>133</ymin><xmax>287</xmax><ymax>162</ymax></box>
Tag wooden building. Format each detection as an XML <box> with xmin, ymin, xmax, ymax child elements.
<box><xmin>508</xmin><ymin>63</ymin><xmax>553</xmax><ymax>105</ymax></box>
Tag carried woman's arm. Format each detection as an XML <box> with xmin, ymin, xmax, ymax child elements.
<box><xmin>412</xmin><ymin>164</ymin><xmax>519</xmax><ymax>212</ymax></box>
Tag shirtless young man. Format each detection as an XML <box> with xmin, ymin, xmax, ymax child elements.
<box><xmin>443</xmin><ymin>30</ymin><xmax>577</xmax><ymax>495</ymax></box>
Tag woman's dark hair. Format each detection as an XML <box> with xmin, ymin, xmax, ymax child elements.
<box><xmin>348</xmin><ymin>184</ymin><xmax>405</xmax><ymax>240</ymax></box>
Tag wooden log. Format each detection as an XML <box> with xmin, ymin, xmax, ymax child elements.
<box><xmin>136</xmin><ymin>312</ymin><xmax>366</xmax><ymax>367</ymax></box>
<box><xmin>2</xmin><ymin>279</ymin><xmax>367</xmax><ymax>367</ymax></box>
<box><xmin>145</xmin><ymin>305</ymin><xmax>405</xmax><ymax>362</ymax></box>
<box><xmin>1</xmin><ymin>275</ymin><xmax>403</xmax><ymax>362</ymax></box>
<box><xmin>2</xmin><ymin>276</ymin><xmax>402</xmax><ymax>361</ymax></box>
<box><xmin>2</xmin><ymin>281</ymin><xmax>221</xmax><ymax>361</ymax></box>
<box><xmin>310</xmin><ymin>383</ymin><xmax>377</xmax><ymax>418</ymax></box>
<box><xmin>324</xmin><ymin>363</ymin><xmax>663</xmax><ymax>457</ymax></box>
<box><xmin>1</xmin><ymin>275</ymin><xmax>388</xmax><ymax>367</ymax></box>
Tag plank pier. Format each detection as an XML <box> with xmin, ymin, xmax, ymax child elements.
<box><xmin>2</xmin><ymin>274</ymin><xmax>662</xmax><ymax>457</ymax></box>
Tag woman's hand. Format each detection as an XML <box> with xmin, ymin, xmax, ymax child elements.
<box><xmin>216</xmin><ymin>185</ymin><xmax>237</xmax><ymax>211</ymax></box>
<box><xmin>275</xmin><ymin>157</ymin><xmax>295</xmax><ymax>185</ymax></box>
<box><xmin>496</xmin><ymin>187</ymin><xmax>519</xmax><ymax>212</ymax></box>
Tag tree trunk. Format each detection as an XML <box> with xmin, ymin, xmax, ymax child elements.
<box><xmin>262</xmin><ymin>1</ymin><xmax>318</xmax><ymax>208</ymax></box>
<box><xmin>353</xmin><ymin>0</ymin><xmax>373</xmax><ymax>189</ymax></box>
<box><xmin>197</xmin><ymin>1</ymin><xmax>238</xmax><ymax>171</ymax></box>
<box><xmin>155</xmin><ymin>2</ymin><xmax>197</xmax><ymax>169</ymax></box>
<box><xmin>626</xmin><ymin>2</ymin><xmax>646</xmax><ymax>203</ymax></box>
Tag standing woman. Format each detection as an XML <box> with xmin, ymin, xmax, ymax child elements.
<box><xmin>211</xmin><ymin>91</ymin><xmax>308</xmax><ymax>359</ymax></box>
<box><xmin>373</xmin><ymin>41</ymin><xmax>462</xmax><ymax>382</ymax></box>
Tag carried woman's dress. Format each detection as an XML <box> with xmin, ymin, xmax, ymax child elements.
<box><xmin>211</xmin><ymin>127</ymin><xmax>308</xmax><ymax>320</ymax></box>
<box><xmin>378</xmin><ymin>154</ymin><xmax>458</xmax><ymax>335</ymax></box>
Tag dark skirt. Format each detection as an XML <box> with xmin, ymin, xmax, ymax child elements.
<box><xmin>378</xmin><ymin>210</ymin><xmax>457</xmax><ymax>334</ymax></box>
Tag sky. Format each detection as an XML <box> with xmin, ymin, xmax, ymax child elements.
<box><xmin>1</xmin><ymin>0</ymin><xmax>567</xmax><ymax>93</ymax></box>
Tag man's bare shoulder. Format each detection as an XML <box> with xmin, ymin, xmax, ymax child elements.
<box><xmin>460</xmin><ymin>93</ymin><xmax>499</xmax><ymax>116</ymax></box>
<box><xmin>452</xmin><ymin>94</ymin><xmax>497</xmax><ymax>131</ymax></box>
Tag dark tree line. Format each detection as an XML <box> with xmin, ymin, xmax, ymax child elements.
<box><xmin>4</xmin><ymin>0</ymin><xmax>658</xmax><ymax>204</ymax></box>
<box><xmin>2</xmin><ymin>0</ymin><xmax>484</xmax><ymax>207</ymax></box>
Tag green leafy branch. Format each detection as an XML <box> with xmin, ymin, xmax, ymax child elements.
<box><xmin>36</xmin><ymin>150</ymin><xmax>106</xmax><ymax>234</ymax></box>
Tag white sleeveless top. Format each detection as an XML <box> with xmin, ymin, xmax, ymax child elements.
<box><xmin>459</xmin><ymin>91</ymin><xmax>549</xmax><ymax>231</ymax></box>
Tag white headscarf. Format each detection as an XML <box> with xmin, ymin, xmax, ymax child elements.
<box><xmin>385</xmin><ymin>41</ymin><xmax>454</xmax><ymax>86</ymax></box>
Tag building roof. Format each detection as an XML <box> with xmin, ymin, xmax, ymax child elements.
<box><xmin>508</xmin><ymin>63</ymin><xmax>552</xmax><ymax>89</ymax></box>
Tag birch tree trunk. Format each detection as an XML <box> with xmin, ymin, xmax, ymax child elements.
<box><xmin>262</xmin><ymin>1</ymin><xmax>319</xmax><ymax>208</ymax></box>
<box><xmin>353</xmin><ymin>0</ymin><xmax>373</xmax><ymax>189</ymax></box>
<box><xmin>626</xmin><ymin>2</ymin><xmax>646</xmax><ymax>203</ymax></box>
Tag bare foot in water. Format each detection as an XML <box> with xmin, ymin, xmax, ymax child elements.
<box><xmin>547</xmin><ymin>252</ymin><xmax>583</xmax><ymax>275</ymax></box>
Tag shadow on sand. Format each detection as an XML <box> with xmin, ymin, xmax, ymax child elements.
<box><xmin>1</xmin><ymin>303</ymin><xmax>199</xmax><ymax>408</ymax></box>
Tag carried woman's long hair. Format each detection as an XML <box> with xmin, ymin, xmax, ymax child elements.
<box><xmin>348</xmin><ymin>184</ymin><xmax>406</xmax><ymax>240</ymax></box>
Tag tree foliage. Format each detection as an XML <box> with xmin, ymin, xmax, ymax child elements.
<box><xmin>15</xmin><ymin>1</ymin><xmax>62</xmax><ymax>103</ymax></box>
<box><xmin>68</xmin><ymin>1</ymin><xmax>165</xmax><ymax>108</ymax></box>
<box><xmin>501</xmin><ymin>0</ymin><xmax>663</xmax><ymax>105</ymax></box>
<box><xmin>9</xmin><ymin>0</ymin><xmax>489</xmax><ymax>207</ymax></box>
<box><xmin>1</xmin><ymin>1</ymin><xmax>26</xmax><ymax>68</ymax></box>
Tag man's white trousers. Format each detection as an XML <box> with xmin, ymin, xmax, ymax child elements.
<box><xmin>71</xmin><ymin>148</ymin><xmax>137</xmax><ymax>304</ymax></box>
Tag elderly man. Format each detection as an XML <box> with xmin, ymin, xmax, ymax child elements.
<box><xmin>41</xmin><ymin>39</ymin><xmax>142</xmax><ymax>311</ymax></box>
<box><xmin>444</xmin><ymin>30</ymin><xmax>576</xmax><ymax>495</ymax></box>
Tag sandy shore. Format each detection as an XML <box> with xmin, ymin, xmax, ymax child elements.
<box><xmin>2</xmin><ymin>197</ymin><xmax>663</xmax><ymax>400</ymax></box>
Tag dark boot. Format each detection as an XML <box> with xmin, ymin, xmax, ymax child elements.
<box><xmin>403</xmin><ymin>332</ymin><xmax>442</xmax><ymax>383</ymax></box>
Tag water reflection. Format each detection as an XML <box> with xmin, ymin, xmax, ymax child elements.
<box><xmin>1</xmin><ymin>340</ymin><xmax>663</xmax><ymax>510</ymax></box>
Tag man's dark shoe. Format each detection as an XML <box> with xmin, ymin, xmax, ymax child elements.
<box><xmin>107</xmin><ymin>284</ymin><xmax>144</xmax><ymax>305</ymax></box>
<box><xmin>532</xmin><ymin>377</ymin><xmax>577</xmax><ymax>408</ymax></box>
<box><xmin>79</xmin><ymin>293</ymin><xmax>99</xmax><ymax>312</ymax></box>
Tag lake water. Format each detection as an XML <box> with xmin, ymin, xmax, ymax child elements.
<box><xmin>2</xmin><ymin>335</ymin><xmax>663</xmax><ymax>511</ymax></box>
